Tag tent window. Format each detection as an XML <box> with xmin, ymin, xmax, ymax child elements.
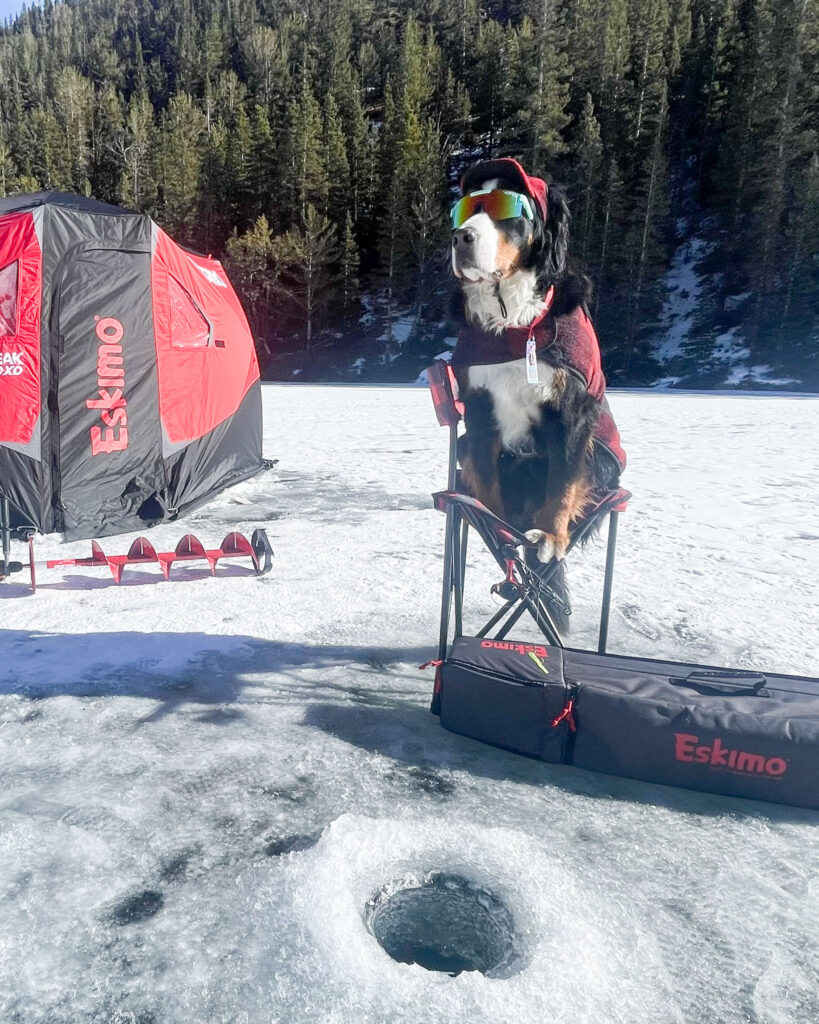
<box><xmin>168</xmin><ymin>275</ymin><xmax>212</xmax><ymax>349</ymax></box>
<box><xmin>0</xmin><ymin>260</ymin><xmax>19</xmax><ymax>337</ymax></box>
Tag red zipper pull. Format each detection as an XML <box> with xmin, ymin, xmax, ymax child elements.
<box><xmin>551</xmin><ymin>698</ymin><xmax>576</xmax><ymax>732</ymax></box>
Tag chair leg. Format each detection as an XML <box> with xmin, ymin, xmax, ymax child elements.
<box><xmin>453</xmin><ymin>520</ymin><xmax>468</xmax><ymax>638</ymax></box>
<box><xmin>452</xmin><ymin>519</ymin><xmax>463</xmax><ymax>640</ymax></box>
<box><xmin>598</xmin><ymin>510</ymin><xmax>619</xmax><ymax>654</ymax></box>
<box><xmin>436</xmin><ymin>505</ymin><xmax>459</xmax><ymax>663</ymax></box>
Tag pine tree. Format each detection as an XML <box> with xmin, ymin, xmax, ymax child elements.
<box><xmin>322</xmin><ymin>92</ymin><xmax>351</xmax><ymax>223</ymax></box>
<box><xmin>628</xmin><ymin>79</ymin><xmax>670</xmax><ymax>354</ymax></box>
<box><xmin>175</xmin><ymin>0</ymin><xmax>200</xmax><ymax>95</ymax></box>
<box><xmin>0</xmin><ymin>130</ymin><xmax>16</xmax><ymax>197</ymax></box>
<box><xmin>332</xmin><ymin>56</ymin><xmax>370</xmax><ymax>223</ymax></box>
<box><xmin>247</xmin><ymin>105</ymin><xmax>276</xmax><ymax>223</ymax></box>
<box><xmin>515</xmin><ymin>6</ymin><xmax>571</xmax><ymax>171</ymax></box>
<box><xmin>409</xmin><ymin>118</ymin><xmax>448</xmax><ymax>319</ymax></box>
<box><xmin>598</xmin><ymin>0</ymin><xmax>631</xmax><ymax>141</ymax></box>
<box><xmin>225</xmin><ymin>214</ymin><xmax>281</xmax><ymax>353</ymax></box>
<box><xmin>227</xmin><ymin>104</ymin><xmax>253</xmax><ymax>219</ymax></box>
<box><xmin>52</xmin><ymin>67</ymin><xmax>94</xmax><ymax>192</ymax></box>
<box><xmin>468</xmin><ymin>18</ymin><xmax>521</xmax><ymax>156</ymax></box>
<box><xmin>340</xmin><ymin>211</ymin><xmax>361</xmax><ymax>317</ymax></box>
<box><xmin>665</xmin><ymin>0</ymin><xmax>692</xmax><ymax>77</ymax></box>
<box><xmin>717</xmin><ymin>0</ymin><xmax>772</xmax><ymax>243</ymax></box>
<box><xmin>131</xmin><ymin>29</ymin><xmax>148</xmax><ymax>97</ymax></box>
<box><xmin>241</xmin><ymin>25</ymin><xmax>284</xmax><ymax>110</ymax></box>
<box><xmin>628</xmin><ymin>0</ymin><xmax>670</xmax><ymax>145</ymax></box>
<box><xmin>398</xmin><ymin>17</ymin><xmax>438</xmax><ymax>119</ymax></box>
<box><xmin>678</xmin><ymin>4</ymin><xmax>732</xmax><ymax>204</ymax></box>
<box><xmin>91</xmin><ymin>84</ymin><xmax>125</xmax><ymax>204</ymax></box>
<box><xmin>119</xmin><ymin>92</ymin><xmax>154</xmax><ymax>210</ymax></box>
<box><xmin>214</xmin><ymin>70</ymin><xmax>249</xmax><ymax>125</ymax></box>
<box><xmin>25</xmin><ymin>104</ymin><xmax>72</xmax><ymax>191</ymax></box>
<box><xmin>752</xmin><ymin>0</ymin><xmax>813</xmax><ymax>299</ymax></box>
<box><xmin>281</xmin><ymin>59</ymin><xmax>328</xmax><ymax>223</ymax></box>
<box><xmin>781</xmin><ymin>150</ymin><xmax>819</xmax><ymax>346</ymax></box>
<box><xmin>153</xmin><ymin>92</ymin><xmax>207</xmax><ymax>244</ymax></box>
<box><xmin>572</xmin><ymin>92</ymin><xmax>603</xmax><ymax>268</ymax></box>
<box><xmin>377</xmin><ymin>78</ymin><xmax>404</xmax><ymax>353</ymax></box>
<box><xmin>566</xmin><ymin>0</ymin><xmax>608</xmax><ymax>99</ymax></box>
<box><xmin>274</xmin><ymin>205</ymin><xmax>341</xmax><ymax>350</ymax></box>
<box><xmin>204</xmin><ymin>11</ymin><xmax>225</xmax><ymax>84</ymax></box>
<box><xmin>439</xmin><ymin>69</ymin><xmax>472</xmax><ymax>141</ymax></box>
<box><xmin>199</xmin><ymin>118</ymin><xmax>232</xmax><ymax>251</ymax></box>
<box><xmin>594</xmin><ymin>155</ymin><xmax>626</xmax><ymax>323</ymax></box>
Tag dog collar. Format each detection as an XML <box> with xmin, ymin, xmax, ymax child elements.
<box><xmin>524</xmin><ymin>286</ymin><xmax>555</xmax><ymax>339</ymax></box>
<box><xmin>494</xmin><ymin>283</ymin><xmax>555</xmax><ymax>328</ymax></box>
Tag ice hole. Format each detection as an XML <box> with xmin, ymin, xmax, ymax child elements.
<box><xmin>364</xmin><ymin>873</ymin><xmax>517</xmax><ymax>977</ymax></box>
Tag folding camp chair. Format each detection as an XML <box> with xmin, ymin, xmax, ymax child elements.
<box><xmin>426</xmin><ymin>359</ymin><xmax>630</xmax><ymax>710</ymax></box>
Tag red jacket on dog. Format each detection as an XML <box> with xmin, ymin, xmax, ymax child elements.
<box><xmin>452</xmin><ymin>302</ymin><xmax>627</xmax><ymax>476</ymax></box>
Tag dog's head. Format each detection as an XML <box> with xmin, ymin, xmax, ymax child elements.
<box><xmin>450</xmin><ymin>158</ymin><xmax>569</xmax><ymax>288</ymax></box>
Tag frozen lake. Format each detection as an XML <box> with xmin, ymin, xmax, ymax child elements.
<box><xmin>1</xmin><ymin>384</ymin><xmax>817</xmax><ymax>1023</ymax></box>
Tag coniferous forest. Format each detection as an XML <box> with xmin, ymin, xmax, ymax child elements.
<box><xmin>0</xmin><ymin>0</ymin><xmax>817</xmax><ymax>388</ymax></box>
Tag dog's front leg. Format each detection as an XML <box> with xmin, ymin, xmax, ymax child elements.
<box><xmin>525</xmin><ymin>475</ymin><xmax>592</xmax><ymax>562</ymax></box>
<box><xmin>525</xmin><ymin>406</ymin><xmax>595</xmax><ymax>562</ymax></box>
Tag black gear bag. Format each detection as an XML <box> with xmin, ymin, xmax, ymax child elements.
<box><xmin>438</xmin><ymin>636</ymin><xmax>819</xmax><ymax>809</ymax></box>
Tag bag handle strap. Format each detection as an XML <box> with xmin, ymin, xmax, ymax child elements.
<box><xmin>672</xmin><ymin>669</ymin><xmax>768</xmax><ymax>696</ymax></box>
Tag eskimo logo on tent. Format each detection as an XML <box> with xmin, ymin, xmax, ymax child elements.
<box><xmin>86</xmin><ymin>317</ymin><xmax>128</xmax><ymax>456</ymax></box>
<box><xmin>0</xmin><ymin>352</ymin><xmax>24</xmax><ymax>376</ymax></box>
<box><xmin>674</xmin><ymin>733</ymin><xmax>787</xmax><ymax>777</ymax></box>
<box><xmin>195</xmin><ymin>264</ymin><xmax>227</xmax><ymax>288</ymax></box>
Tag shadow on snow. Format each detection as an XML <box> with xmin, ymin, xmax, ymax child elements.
<box><xmin>2</xmin><ymin>627</ymin><xmax>816</xmax><ymax>825</ymax></box>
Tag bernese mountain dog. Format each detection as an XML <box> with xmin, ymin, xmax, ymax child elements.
<box><xmin>449</xmin><ymin>158</ymin><xmax>625</xmax><ymax>627</ymax></box>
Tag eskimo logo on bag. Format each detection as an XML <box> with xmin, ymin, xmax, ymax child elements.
<box><xmin>0</xmin><ymin>352</ymin><xmax>24</xmax><ymax>376</ymax></box>
<box><xmin>86</xmin><ymin>317</ymin><xmax>128</xmax><ymax>456</ymax></box>
<box><xmin>674</xmin><ymin>733</ymin><xmax>787</xmax><ymax>777</ymax></box>
<box><xmin>480</xmin><ymin>640</ymin><xmax>548</xmax><ymax>658</ymax></box>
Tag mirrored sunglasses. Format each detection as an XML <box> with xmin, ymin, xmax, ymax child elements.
<box><xmin>450</xmin><ymin>189</ymin><xmax>535</xmax><ymax>230</ymax></box>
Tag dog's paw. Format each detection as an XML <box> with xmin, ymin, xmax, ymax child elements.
<box><xmin>524</xmin><ymin>530</ymin><xmax>561</xmax><ymax>563</ymax></box>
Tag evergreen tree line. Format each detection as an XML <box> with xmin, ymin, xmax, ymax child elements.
<box><xmin>0</xmin><ymin>0</ymin><xmax>816</xmax><ymax>386</ymax></box>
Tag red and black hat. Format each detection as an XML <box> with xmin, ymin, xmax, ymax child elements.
<box><xmin>460</xmin><ymin>158</ymin><xmax>548</xmax><ymax>221</ymax></box>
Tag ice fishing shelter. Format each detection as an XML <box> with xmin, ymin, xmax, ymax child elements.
<box><xmin>0</xmin><ymin>192</ymin><xmax>263</xmax><ymax>539</ymax></box>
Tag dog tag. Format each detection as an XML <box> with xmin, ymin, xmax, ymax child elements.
<box><xmin>525</xmin><ymin>336</ymin><xmax>539</xmax><ymax>384</ymax></box>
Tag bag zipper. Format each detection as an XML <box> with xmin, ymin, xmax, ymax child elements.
<box><xmin>445</xmin><ymin>656</ymin><xmax>556</xmax><ymax>688</ymax></box>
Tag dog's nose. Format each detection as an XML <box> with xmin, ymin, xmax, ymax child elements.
<box><xmin>453</xmin><ymin>227</ymin><xmax>476</xmax><ymax>247</ymax></box>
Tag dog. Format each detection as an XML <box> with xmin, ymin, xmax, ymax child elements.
<box><xmin>449</xmin><ymin>158</ymin><xmax>625</xmax><ymax>626</ymax></box>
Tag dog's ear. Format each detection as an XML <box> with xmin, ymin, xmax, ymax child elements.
<box><xmin>541</xmin><ymin>184</ymin><xmax>570</xmax><ymax>280</ymax></box>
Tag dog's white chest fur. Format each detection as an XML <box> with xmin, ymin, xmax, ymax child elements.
<box><xmin>468</xmin><ymin>360</ymin><xmax>557</xmax><ymax>451</ymax></box>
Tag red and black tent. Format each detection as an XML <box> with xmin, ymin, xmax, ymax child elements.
<box><xmin>0</xmin><ymin>192</ymin><xmax>263</xmax><ymax>539</ymax></box>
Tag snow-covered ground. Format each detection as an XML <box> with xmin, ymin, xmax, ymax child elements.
<box><xmin>1</xmin><ymin>385</ymin><xmax>818</xmax><ymax>1024</ymax></box>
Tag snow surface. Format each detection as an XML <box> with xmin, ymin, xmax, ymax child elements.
<box><xmin>1</xmin><ymin>385</ymin><xmax>818</xmax><ymax>1024</ymax></box>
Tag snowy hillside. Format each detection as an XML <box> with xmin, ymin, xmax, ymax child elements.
<box><xmin>1</xmin><ymin>385</ymin><xmax>817</xmax><ymax>1023</ymax></box>
<box><xmin>649</xmin><ymin>232</ymin><xmax>811</xmax><ymax>391</ymax></box>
